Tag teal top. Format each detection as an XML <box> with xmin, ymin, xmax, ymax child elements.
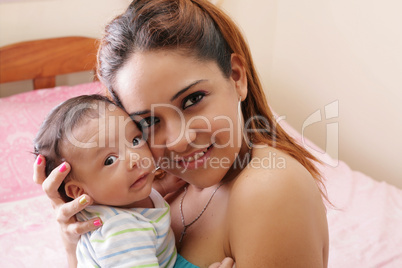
<box><xmin>174</xmin><ymin>254</ymin><xmax>199</xmax><ymax>268</ymax></box>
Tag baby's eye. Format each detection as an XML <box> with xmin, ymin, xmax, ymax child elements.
<box><xmin>104</xmin><ymin>156</ymin><xmax>117</xmax><ymax>166</ymax></box>
<box><xmin>132</xmin><ymin>137</ymin><xmax>143</xmax><ymax>147</ymax></box>
<box><xmin>182</xmin><ymin>92</ymin><xmax>205</xmax><ymax>109</ymax></box>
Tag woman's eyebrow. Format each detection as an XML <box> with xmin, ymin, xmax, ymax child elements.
<box><xmin>170</xmin><ymin>79</ymin><xmax>206</xmax><ymax>102</ymax></box>
<box><xmin>130</xmin><ymin>110</ymin><xmax>151</xmax><ymax>117</ymax></box>
<box><xmin>129</xmin><ymin>79</ymin><xmax>207</xmax><ymax>117</ymax></box>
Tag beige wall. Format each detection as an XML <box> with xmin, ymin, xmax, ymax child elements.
<box><xmin>1</xmin><ymin>0</ymin><xmax>401</xmax><ymax>188</ymax></box>
<box><xmin>0</xmin><ymin>0</ymin><xmax>131</xmax><ymax>46</ymax></box>
<box><xmin>0</xmin><ymin>0</ymin><xmax>131</xmax><ymax>96</ymax></box>
<box><xmin>222</xmin><ymin>0</ymin><xmax>402</xmax><ymax>188</ymax></box>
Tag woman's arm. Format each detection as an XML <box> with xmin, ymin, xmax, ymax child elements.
<box><xmin>227</xmin><ymin>162</ymin><xmax>329</xmax><ymax>267</ymax></box>
<box><xmin>33</xmin><ymin>155</ymin><xmax>102</xmax><ymax>268</ymax></box>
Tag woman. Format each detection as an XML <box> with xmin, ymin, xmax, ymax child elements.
<box><xmin>34</xmin><ymin>0</ymin><xmax>329</xmax><ymax>267</ymax></box>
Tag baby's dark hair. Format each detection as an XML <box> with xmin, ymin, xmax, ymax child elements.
<box><xmin>34</xmin><ymin>94</ymin><xmax>115</xmax><ymax>202</ymax></box>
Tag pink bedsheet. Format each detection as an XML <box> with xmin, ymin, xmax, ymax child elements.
<box><xmin>0</xmin><ymin>82</ymin><xmax>401</xmax><ymax>267</ymax></box>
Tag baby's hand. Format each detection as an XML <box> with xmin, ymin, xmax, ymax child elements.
<box><xmin>209</xmin><ymin>257</ymin><xmax>235</xmax><ymax>268</ymax></box>
<box><xmin>153</xmin><ymin>172</ymin><xmax>186</xmax><ymax>197</ymax></box>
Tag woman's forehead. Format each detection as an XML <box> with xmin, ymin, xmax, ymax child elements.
<box><xmin>114</xmin><ymin>50</ymin><xmax>220</xmax><ymax>112</ymax></box>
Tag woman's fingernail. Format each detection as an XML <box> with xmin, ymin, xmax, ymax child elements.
<box><xmin>36</xmin><ymin>156</ymin><xmax>42</xmax><ymax>165</ymax></box>
<box><xmin>79</xmin><ymin>196</ymin><xmax>88</xmax><ymax>205</ymax></box>
<box><xmin>59</xmin><ymin>163</ymin><xmax>67</xmax><ymax>172</ymax></box>
<box><xmin>93</xmin><ymin>219</ymin><xmax>102</xmax><ymax>227</ymax></box>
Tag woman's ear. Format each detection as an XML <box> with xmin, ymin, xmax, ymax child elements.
<box><xmin>230</xmin><ymin>54</ymin><xmax>248</xmax><ymax>101</ymax></box>
<box><xmin>64</xmin><ymin>181</ymin><xmax>86</xmax><ymax>199</ymax></box>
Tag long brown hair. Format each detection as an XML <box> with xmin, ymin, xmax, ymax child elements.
<box><xmin>97</xmin><ymin>0</ymin><xmax>328</xmax><ymax>200</ymax></box>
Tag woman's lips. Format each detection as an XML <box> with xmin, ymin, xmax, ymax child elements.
<box><xmin>174</xmin><ymin>144</ymin><xmax>214</xmax><ymax>162</ymax></box>
<box><xmin>175</xmin><ymin>144</ymin><xmax>214</xmax><ymax>169</ymax></box>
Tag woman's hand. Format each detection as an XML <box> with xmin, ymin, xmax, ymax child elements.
<box><xmin>33</xmin><ymin>155</ymin><xmax>102</xmax><ymax>267</ymax></box>
<box><xmin>209</xmin><ymin>257</ymin><xmax>235</xmax><ymax>268</ymax></box>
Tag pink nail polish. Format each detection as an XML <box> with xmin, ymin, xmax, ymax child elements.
<box><xmin>59</xmin><ymin>163</ymin><xmax>67</xmax><ymax>172</ymax></box>
<box><xmin>36</xmin><ymin>156</ymin><xmax>42</xmax><ymax>165</ymax></box>
<box><xmin>93</xmin><ymin>219</ymin><xmax>102</xmax><ymax>227</ymax></box>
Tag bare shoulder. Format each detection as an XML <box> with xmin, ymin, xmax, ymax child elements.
<box><xmin>227</xmin><ymin>146</ymin><xmax>329</xmax><ymax>267</ymax></box>
<box><xmin>230</xmin><ymin>146</ymin><xmax>324</xmax><ymax>208</ymax></box>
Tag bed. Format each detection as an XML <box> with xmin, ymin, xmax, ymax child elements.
<box><xmin>1</xmin><ymin>37</ymin><xmax>401</xmax><ymax>268</ymax></box>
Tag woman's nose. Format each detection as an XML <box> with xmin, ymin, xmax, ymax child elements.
<box><xmin>165</xmin><ymin>121</ymin><xmax>196</xmax><ymax>153</ymax></box>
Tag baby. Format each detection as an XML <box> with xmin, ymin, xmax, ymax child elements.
<box><xmin>34</xmin><ymin>94</ymin><xmax>177</xmax><ymax>267</ymax></box>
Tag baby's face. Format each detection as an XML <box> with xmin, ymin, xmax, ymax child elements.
<box><xmin>63</xmin><ymin>105</ymin><xmax>156</xmax><ymax>208</ymax></box>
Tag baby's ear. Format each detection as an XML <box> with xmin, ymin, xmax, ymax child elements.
<box><xmin>65</xmin><ymin>181</ymin><xmax>85</xmax><ymax>199</ymax></box>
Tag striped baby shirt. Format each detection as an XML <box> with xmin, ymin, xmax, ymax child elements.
<box><xmin>76</xmin><ymin>188</ymin><xmax>177</xmax><ymax>268</ymax></box>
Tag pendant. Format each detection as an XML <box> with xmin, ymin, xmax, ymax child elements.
<box><xmin>179</xmin><ymin>226</ymin><xmax>188</xmax><ymax>244</ymax></box>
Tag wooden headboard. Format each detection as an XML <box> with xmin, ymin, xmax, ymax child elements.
<box><xmin>0</xmin><ymin>36</ymin><xmax>99</xmax><ymax>90</ymax></box>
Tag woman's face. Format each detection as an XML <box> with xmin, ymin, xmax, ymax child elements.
<box><xmin>114</xmin><ymin>50</ymin><xmax>247</xmax><ymax>188</ymax></box>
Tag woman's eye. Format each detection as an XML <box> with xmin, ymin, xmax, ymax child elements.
<box><xmin>132</xmin><ymin>137</ymin><xmax>143</xmax><ymax>147</ymax></box>
<box><xmin>104</xmin><ymin>156</ymin><xmax>117</xmax><ymax>166</ymax></box>
<box><xmin>182</xmin><ymin>92</ymin><xmax>205</xmax><ymax>109</ymax></box>
<box><xmin>139</xmin><ymin>116</ymin><xmax>160</xmax><ymax>129</ymax></box>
